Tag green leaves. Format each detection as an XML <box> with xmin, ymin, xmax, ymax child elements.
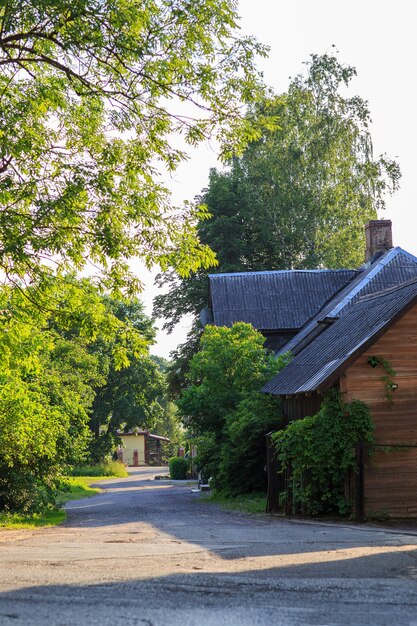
<box><xmin>0</xmin><ymin>282</ymin><xmax>101</xmax><ymax>512</ymax></box>
<box><xmin>177</xmin><ymin>322</ymin><xmax>288</xmax><ymax>494</ymax></box>
<box><xmin>222</xmin><ymin>53</ymin><xmax>401</xmax><ymax>270</ymax></box>
<box><xmin>0</xmin><ymin>276</ymin><xmax>163</xmax><ymax>511</ymax></box>
<box><xmin>273</xmin><ymin>393</ymin><xmax>374</xmax><ymax>516</ymax></box>
<box><xmin>0</xmin><ymin>0</ymin><xmax>267</xmax><ymax>290</ymax></box>
<box><xmin>179</xmin><ymin>323</ymin><xmax>271</xmax><ymax>433</ymax></box>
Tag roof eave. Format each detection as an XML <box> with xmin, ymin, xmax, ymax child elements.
<box><xmin>267</xmin><ymin>290</ymin><xmax>417</xmax><ymax>398</ymax></box>
<box><xmin>316</xmin><ymin>294</ymin><xmax>417</xmax><ymax>392</ymax></box>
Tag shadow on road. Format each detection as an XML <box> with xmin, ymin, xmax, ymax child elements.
<box><xmin>62</xmin><ymin>469</ymin><xmax>417</xmax><ymax>568</ymax></box>
<box><xmin>2</xmin><ymin>468</ymin><xmax>417</xmax><ymax>624</ymax></box>
<box><xmin>1</xmin><ymin>552</ymin><xmax>417</xmax><ymax>626</ymax></box>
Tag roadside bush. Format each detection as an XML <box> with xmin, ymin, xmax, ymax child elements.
<box><xmin>169</xmin><ymin>457</ymin><xmax>189</xmax><ymax>479</ymax></box>
<box><xmin>178</xmin><ymin>323</ymin><xmax>291</xmax><ymax>496</ymax></box>
<box><xmin>214</xmin><ymin>393</ymin><xmax>283</xmax><ymax>496</ymax></box>
<box><xmin>69</xmin><ymin>460</ymin><xmax>128</xmax><ymax>477</ymax></box>
<box><xmin>0</xmin><ymin>282</ymin><xmax>106</xmax><ymax>514</ymax></box>
<box><xmin>0</xmin><ymin>379</ymin><xmax>68</xmax><ymax>513</ymax></box>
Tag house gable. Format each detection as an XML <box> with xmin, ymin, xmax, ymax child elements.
<box><xmin>340</xmin><ymin>300</ymin><xmax>417</xmax><ymax>445</ymax></box>
<box><xmin>340</xmin><ymin>297</ymin><xmax>417</xmax><ymax>519</ymax></box>
<box><xmin>279</xmin><ymin>247</ymin><xmax>417</xmax><ymax>357</ymax></box>
<box><xmin>262</xmin><ymin>278</ymin><xmax>417</xmax><ymax>396</ymax></box>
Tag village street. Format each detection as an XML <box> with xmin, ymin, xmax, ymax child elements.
<box><xmin>1</xmin><ymin>468</ymin><xmax>417</xmax><ymax>625</ymax></box>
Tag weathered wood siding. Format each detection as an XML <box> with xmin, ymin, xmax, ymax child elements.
<box><xmin>281</xmin><ymin>394</ymin><xmax>322</xmax><ymax>426</ymax></box>
<box><xmin>363</xmin><ymin>447</ymin><xmax>417</xmax><ymax>518</ymax></box>
<box><xmin>341</xmin><ymin>302</ymin><xmax>417</xmax><ymax>517</ymax></box>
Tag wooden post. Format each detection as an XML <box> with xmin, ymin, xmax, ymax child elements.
<box><xmin>355</xmin><ymin>442</ymin><xmax>365</xmax><ymax>522</ymax></box>
<box><xmin>285</xmin><ymin>464</ymin><xmax>293</xmax><ymax>516</ymax></box>
<box><xmin>266</xmin><ymin>432</ymin><xmax>282</xmax><ymax>513</ymax></box>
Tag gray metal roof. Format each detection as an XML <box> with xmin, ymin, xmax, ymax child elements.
<box><xmin>209</xmin><ymin>269</ymin><xmax>356</xmax><ymax>331</ymax></box>
<box><xmin>117</xmin><ymin>430</ymin><xmax>170</xmax><ymax>441</ymax></box>
<box><xmin>262</xmin><ymin>277</ymin><xmax>417</xmax><ymax>396</ymax></box>
<box><xmin>279</xmin><ymin>248</ymin><xmax>417</xmax><ymax>355</ymax></box>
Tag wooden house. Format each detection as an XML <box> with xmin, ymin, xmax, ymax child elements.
<box><xmin>261</xmin><ymin>221</ymin><xmax>417</xmax><ymax>518</ymax></box>
<box><xmin>205</xmin><ymin>268</ymin><xmax>357</xmax><ymax>351</ymax></box>
<box><xmin>263</xmin><ymin>277</ymin><xmax>417</xmax><ymax>518</ymax></box>
<box><xmin>209</xmin><ymin>220</ymin><xmax>417</xmax><ymax>518</ymax></box>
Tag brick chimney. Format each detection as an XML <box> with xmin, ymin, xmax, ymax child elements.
<box><xmin>365</xmin><ymin>220</ymin><xmax>393</xmax><ymax>263</ymax></box>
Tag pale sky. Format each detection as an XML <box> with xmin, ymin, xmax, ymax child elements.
<box><xmin>141</xmin><ymin>0</ymin><xmax>417</xmax><ymax>359</ymax></box>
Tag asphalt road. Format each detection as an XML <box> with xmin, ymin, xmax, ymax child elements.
<box><xmin>1</xmin><ymin>467</ymin><xmax>417</xmax><ymax>625</ymax></box>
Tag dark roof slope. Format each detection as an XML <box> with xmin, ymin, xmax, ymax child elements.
<box><xmin>209</xmin><ymin>269</ymin><xmax>356</xmax><ymax>331</ymax></box>
<box><xmin>262</xmin><ymin>277</ymin><xmax>417</xmax><ymax>396</ymax></box>
<box><xmin>279</xmin><ymin>247</ymin><xmax>417</xmax><ymax>356</ymax></box>
<box><xmin>117</xmin><ymin>430</ymin><xmax>170</xmax><ymax>442</ymax></box>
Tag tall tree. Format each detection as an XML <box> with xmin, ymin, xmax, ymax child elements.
<box><xmin>0</xmin><ymin>0</ymin><xmax>268</xmax><ymax>291</ymax></box>
<box><xmin>150</xmin><ymin>356</ymin><xmax>184</xmax><ymax>445</ymax></box>
<box><xmin>229</xmin><ymin>53</ymin><xmax>400</xmax><ymax>270</ymax></box>
<box><xmin>177</xmin><ymin>323</ymin><xmax>289</xmax><ymax>494</ymax></box>
<box><xmin>154</xmin><ymin>53</ymin><xmax>401</xmax><ymax>392</ymax></box>
<box><xmin>0</xmin><ymin>281</ymin><xmax>107</xmax><ymax>512</ymax></box>
<box><xmin>87</xmin><ymin>298</ymin><xmax>167</xmax><ymax>460</ymax></box>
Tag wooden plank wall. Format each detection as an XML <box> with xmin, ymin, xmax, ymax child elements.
<box><xmin>341</xmin><ymin>302</ymin><xmax>417</xmax><ymax>517</ymax></box>
<box><xmin>281</xmin><ymin>394</ymin><xmax>322</xmax><ymax>426</ymax></box>
<box><xmin>364</xmin><ymin>447</ymin><xmax>417</xmax><ymax>518</ymax></box>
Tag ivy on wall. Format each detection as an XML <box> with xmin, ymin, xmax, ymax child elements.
<box><xmin>367</xmin><ymin>355</ymin><xmax>397</xmax><ymax>401</ymax></box>
<box><xmin>273</xmin><ymin>391</ymin><xmax>374</xmax><ymax>516</ymax></box>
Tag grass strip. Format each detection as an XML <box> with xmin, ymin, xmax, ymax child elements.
<box><xmin>69</xmin><ymin>460</ymin><xmax>128</xmax><ymax>477</ymax></box>
<box><xmin>0</xmin><ymin>476</ymin><xmax>110</xmax><ymax>530</ymax></box>
<box><xmin>201</xmin><ymin>491</ymin><xmax>267</xmax><ymax>514</ymax></box>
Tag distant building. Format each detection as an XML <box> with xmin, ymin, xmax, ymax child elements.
<box><xmin>116</xmin><ymin>430</ymin><xmax>170</xmax><ymax>466</ymax></box>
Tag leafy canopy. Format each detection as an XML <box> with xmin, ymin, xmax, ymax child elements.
<box><xmin>0</xmin><ymin>276</ymin><xmax>177</xmax><ymax>511</ymax></box>
<box><xmin>178</xmin><ymin>322</ymin><xmax>289</xmax><ymax>495</ymax></box>
<box><xmin>0</xmin><ymin>280</ymin><xmax>106</xmax><ymax>512</ymax></box>
<box><xmin>179</xmin><ymin>323</ymin><xmax>273</xmax><ymax>433</ymax></box>
<box><xmin>0</xmin><ymin>0</ymin><xmax>269</xmax><ymax>290</ymax></box>
<box><xmin>154</xmin><ymin>52</ymin><xmax>401</xmax><ymax>393</ymax></box>
<box><xmin>226</xmin><ymin>53</ymin><xmax>400</xmax><ymax>271</ymax></box>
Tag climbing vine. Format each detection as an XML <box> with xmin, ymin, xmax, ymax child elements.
<box><xmin>367</xmin><ymin>355</ymin><xmax>397</xmax><ymax>401</ymax></box>
<box><xmin>273</xmin><ymin>391</ymin><xmax>374</xmax><ymax>516</ymax></box>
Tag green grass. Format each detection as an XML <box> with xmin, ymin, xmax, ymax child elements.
<box><xmin>57</xmin><ymin>476</ymin><xmax>105</xmax><ymax>505</ymax></box>
<box><xmin>0</xmin><ymin>476</ymin><xmax>112</xmax><ymax>530</ymax></box>
<box><xmin>202</xmin><ymin>491</ymin><xmax>267</xmax><ymax>514</ymax></box>
<box><xmin>69</xmin><ymin>460</ymin><xmax>128</xmax><ymax>477</ymax></box>
<box><xmin>0</xmin><ymin>509</ymin><xmax>67</xmax><ymax>529</ymax></box>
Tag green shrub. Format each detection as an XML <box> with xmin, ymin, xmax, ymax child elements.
<box><xmin>169</xmin><ymin>456</ymin><xmax>189</xmax><ymax>479</ymax></box>
<box><xmin>273</xmin><ymin>392</ymin><xmax>374</xmax><ymax>516</ymax></box>
<box><xmin>0</xmin><ymin>465</ymin><xmax>60</xmax><ymax>514</ymax></box>
<box><xmin>70</xmin><ymin>460</ymin><xmax>128</xmax><ymax>477</ymax></box>
<box><xmin>0</xmin><ymin>379</ymin><xmax>67</xmax><ymax>513</ymax></box>
<box><xmin>214</xmin><ymin>393</ymin><xmax>283</xmax><ymax>496</ymax></box>
<box><xmin>177</xmin><ymin>323</ymin><xmax>291</xmax><ymax>496</ymax></box>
